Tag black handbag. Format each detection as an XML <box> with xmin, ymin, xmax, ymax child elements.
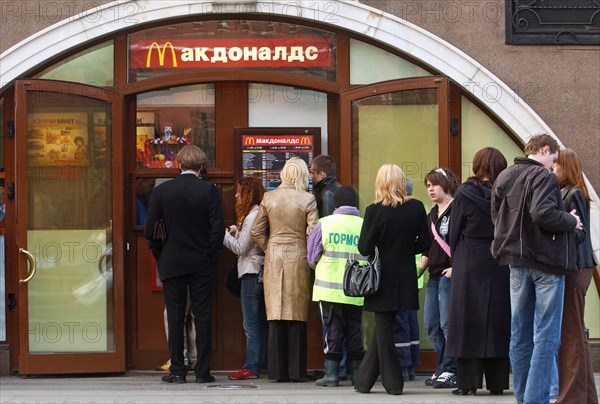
<box><xmin>226</xmin><ymin>262</ymin><xmax>241</xmax><ymax>298</ymax></box>
<box><xmin>343</xmin><ymin>247</ymin><xmax>381</xmax><ymax>297</ymax></box>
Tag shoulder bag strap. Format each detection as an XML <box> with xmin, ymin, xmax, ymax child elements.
<box><xmin>431</xmin><ymin>221</ymin><xmax>451</xmax><ymax>258</ymax></box>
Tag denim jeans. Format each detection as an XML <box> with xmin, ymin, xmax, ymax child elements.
<box><xmin>240</xmin><ymin>274</ymin><xmax>268</xmax><ymax>376</ymax></box>
<box><xmin>424</xmin><ymin>276</ymin><xmax>456</xmax><ymax>375</ymax></box>
<box><xmin>509</xmin><ymin>266</ymin><xmax>564</xmax><ymax>404</ymax></box>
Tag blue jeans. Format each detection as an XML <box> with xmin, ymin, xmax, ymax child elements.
<box><xmin>240</xmin><ymin>274</ymin><xmax>268</xmax><ymax>376</ymax></box>
<box><xmin>424</xmin><ymin>276</ymin><xmax>456</xmax><ymax>375</ymax></box>
<box><xmin>509</xmin><ymin>266</ymin><xmax>564</xmax><ymax>404</ymax></box>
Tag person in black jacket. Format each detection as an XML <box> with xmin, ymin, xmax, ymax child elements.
<box><xmin>491</xmin><ymin>134</ymin><xmax>582</xmax><ymax>404</ymax></box>
<box><xmin>145</xmin><ymin>145</ymin><xmax>225</xmax><ymax>384</ymax></box>
<box><xmin>446</xmin><ymin>147</ymin><xmax>510</xmax><ymax>396</ymax></box>
<box><xmin>353</xmin><ymin>164</ymin><xmax>431</xmax><ymax>395</ymax></box>
<box><xmin>310</xmin><ymin>154</ymin><xmax>342</xmax><ymax>218</ymax></box>
<box><xmin>419</xmin><ymin>167</ymin><xmax>460</xmax><ymax>389</ymax></box>
<box><xmin>553</xmin><ymin>148</ymin><xmax>598</xmax><ymax>404</ymax></box>
<box><xmin>309</xmin><ymin>154</ymin><xmax>344</xmax><ymax>380</ymax></box>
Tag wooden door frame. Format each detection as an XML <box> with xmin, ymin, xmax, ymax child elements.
<box><xmin>337</xmin><ymin>76</ymin><xmax>461</xmax><ymax>371</ymax></box>
<box><xmin>13</xmin><ymin>80</ymin><xmax>126</xmax><ymax>374</ymax></box>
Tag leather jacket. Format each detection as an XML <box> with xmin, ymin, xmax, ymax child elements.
<box><xmin>491</xmin><ymin>157</ymin><xmax>577</xmax><ymax>274</ymax></box>
<box><xmin>313</xmin><ymin>176</ymin><xmax>341</xmax><ymax>217</ymax></box>
<box><xmin>562</xmin><ymin>186</ymin><xmax>597</xmax><ymax>269</ymax></box>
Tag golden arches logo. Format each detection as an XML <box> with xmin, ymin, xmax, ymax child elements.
<box><xmin>146</xmin><ymin>42</ymin><xmax>178</xmax><ymax>68</ymax></box>
<box><xmin>300</xmin><ymin>137</ymin><xmax>311</xmax><ymax>145</ymax></box>
<box><xmin>245</xmin><ymin>137</ymin><xmax>256</xmax><ymax>145</ymax></box>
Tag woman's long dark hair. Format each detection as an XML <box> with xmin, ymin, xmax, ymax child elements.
<box><xmin>469</xmin><ymin>147</ymin><xmax>507</xmax><ymax>186</ymax></box>
<box><xmin>235</xmin><ymin>177</ymin><xmax>265</xmax><ymax>229</ymax></box>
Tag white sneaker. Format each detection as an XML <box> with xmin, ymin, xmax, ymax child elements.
<box><xmin>424</xmin><ymin>373</ymin><xmax>437</xmax><ymax>386</ymax></box>
<box><xmin>433</xmin><ymin>372</ymin><xmax>457</xmax><ymax>388</ymax></box>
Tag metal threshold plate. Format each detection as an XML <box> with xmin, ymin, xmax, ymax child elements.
<box><xmin>206</xmin><ymin>382</ymin><xmax>258</xmax><ymax>389</ymax></box>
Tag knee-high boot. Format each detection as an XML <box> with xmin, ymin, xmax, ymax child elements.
<box><xmin>315</xmin><ymin>359</ymin><xmax>340</xmax><ymax>387</ymax></box>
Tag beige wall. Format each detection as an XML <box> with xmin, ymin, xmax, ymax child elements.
<box><xmin>362</xmin><ymin>0</ymin><xmax>600</xmax><ymax>193</ymax></box>
<box><xmin>1</xmin><ymin>0</ymin><xmax>598</xmax><ymax>192</ymax></box>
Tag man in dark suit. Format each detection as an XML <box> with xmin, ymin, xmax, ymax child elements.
<box><xmin>145</xmin><ymin>145</ymin><xmax>225</xmax><ymax>384</ymax></box>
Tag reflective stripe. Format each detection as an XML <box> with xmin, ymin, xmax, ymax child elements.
<box><xmin>322</xmin><ymin>250</ymin><xmax>369</xmax><ymax>260</ymax></box>
<box><xmin>395</xmin><ymin>340</ymin><xmax>420</xmax><ymax>348</ymax></box>
<box><xmin>314</xmin><ymin>279</ymin><xmax>344</xmax><ymax>290</ymax></box>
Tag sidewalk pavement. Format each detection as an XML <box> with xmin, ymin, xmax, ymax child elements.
<box><xmin>1</xmin><ymin>371</ymin><xmax>599</xmax><ymax>404</ymax></box>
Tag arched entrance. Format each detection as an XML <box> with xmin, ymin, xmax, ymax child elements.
<box><xmin>2</xmin><ymin>1</ymin><xmax>598</xmax><ymax>375</ymax></box>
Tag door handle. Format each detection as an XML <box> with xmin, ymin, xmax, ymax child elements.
<box><xmin>98</xmin><ymin>251</ymin><xmax>110</xmax><ymax>279</ymax></box>
<box><xmin>19</xmin><ymin>248</ymin><xmax>37</xmax><ymax>284</ymax></box>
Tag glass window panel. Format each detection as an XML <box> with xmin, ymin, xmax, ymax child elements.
<box><xmin>353</xmin><ymin>89</ymin><xmax>438</xmax><ymax>350</ymax></box>
<box><xmin>135</xmin><ymin>177</ymin><xmax>173</xmax><ymax>227</ymax></box>
<box><xmin>26</xmin><ymin>92</ymin><xmax>114</xmax><ymax>352</ymax></box>
<box><xmin>248</xmin><ymin>83</ymin><xmax>329</xmax><ymax>154</ymax></box>
<box><xmin>128</xmin><ymin>21</ymin><xmax>336</xmax><ymax>82</ymax></box>
<box><xmin>136</xmin><ymin>85</ymin><xmax>216</xmax><ymax>168</ymax></box>
<box><xmin>350</xmin><ymin>39</ymin><xmax>431</xmax><ymax>85</ymax></box>
<box><xmin>353</xmin><ymin>89</ymin><xmax>439</xmax><ymax>209</ymax></box>
<box><xmin>34</xmin><ymin>41</ymin><xmax>114</xmax><ymax>87</ymax></box>
<box><xmin>460</xmin><ymin>96</ymin><xmax>524</xmax><ymax>181</ymax></box>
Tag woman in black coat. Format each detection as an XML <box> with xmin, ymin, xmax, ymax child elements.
<box><xmin>354</xmin><ymin>164</ymin><xmax>431</xmax><ymax>395</ymax></box>
<box><xmin>446</xmin><ymin>147</ymin><xmax>510</xmax><ymax>396</ymax></box>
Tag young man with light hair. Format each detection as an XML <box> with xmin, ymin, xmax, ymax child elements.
<box><xmin>491</xmin><ymin>134</ymin><xmax>582</xmax><ymax>404</ymax></box>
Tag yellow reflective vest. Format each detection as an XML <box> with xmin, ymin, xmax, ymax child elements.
<box><xmin>312</xmin><ymin>214</ymin><xmax>365</xmax><ymax>306</ymax></box>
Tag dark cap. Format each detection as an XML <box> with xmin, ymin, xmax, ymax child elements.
<box><xmin>333</xmin><ymin>186</ymin><xmax>358</xmax><ymax>208</ymax></box>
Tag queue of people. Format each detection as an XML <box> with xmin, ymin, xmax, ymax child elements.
<box><xmin>144</xmin><ymin>142</ymin><xmax>597</xmax><ymax>404</ymax></box>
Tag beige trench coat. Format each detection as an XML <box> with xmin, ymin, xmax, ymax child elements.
<box><xmin>251</xmin><ymin>184</ymin><xmax>319</xmax><ymax>322</ymax></box>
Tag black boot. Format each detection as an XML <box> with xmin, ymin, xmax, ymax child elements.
<box><xmin>315</xmin><ymin>359</ymin><xmax>340</xmax><ymax>387</ymax></box>
<box><xmin>349</xmin><ymin>359</ymin><xmax>362</xmax><ymax>386</ymax></box>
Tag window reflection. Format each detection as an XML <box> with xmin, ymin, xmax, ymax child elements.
<box><xmin>135</xmin><ymin>177</ymin><xmax>173</xmax><ymax>227</ymax></box>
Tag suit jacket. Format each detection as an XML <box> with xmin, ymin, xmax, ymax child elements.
<box><xmin>145</xmin><ymin>173</ymin><xmax>225</xmax><ymax>281</ymax></box>
<box><xmin>251</xmin><ymin>184</ymin><xmax>319</xmax><ymax>321</ymax></box>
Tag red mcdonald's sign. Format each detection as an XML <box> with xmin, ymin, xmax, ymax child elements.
<box><xmin>130</xmin><ymin>37</ymin><xmax>333</xmax><ymax>70</ymax></box>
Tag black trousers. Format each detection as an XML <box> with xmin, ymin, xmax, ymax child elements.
<box><xmin>319</xmin><ymin>301</ymin><xmax>364</xmax><ymax>361</ymax></box>
<box><xmin>268</xmin><ymin>320</ymin><xmax>307</xmax><ymax>381</ymax></box>
<box><xmin>456</xmin><ymin>357</ymin><xmax>510</xmax><ymax>391</ymax></box>
<box><xmin>163</xmin><ymin>270</ymin><xmax>215</xmax><ymax>378</ymax></box>
<box><xmin>354</xmin><ymin>311</ymin><xmax>403</xmax><ymax>395</ymax></box>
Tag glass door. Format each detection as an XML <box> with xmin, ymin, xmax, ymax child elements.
<box><xmin>15</xmin><ymin>80</ymin><xmax>125</xmax><ymax>374</ymax></box>
<box><xmin>339</xmin><ymin>77</ymin><xmax>457</xmax><ymax>371</ymax></box>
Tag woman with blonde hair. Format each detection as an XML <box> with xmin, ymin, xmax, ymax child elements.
<box><xmin>553</xmin><ymin>148</ymin><xmax>598</xmax><ymax>404</ymax></box>
<box><xmin>251</xmin><ymin>156</ymin><xmax>319</xmax><ymax>382</ymax></box>
<box><xmin>354</xmin><ymin>164</ymin><xmax>431</xmax><ymax>395</ymax></box>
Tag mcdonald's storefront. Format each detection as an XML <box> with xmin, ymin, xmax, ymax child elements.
<box><xmin>0</xmin><ymin>1</ymin><xmax>598</xmax><ymax>375</ymax></box>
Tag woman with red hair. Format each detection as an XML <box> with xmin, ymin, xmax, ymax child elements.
<box><xmin>223</xmin><ymin>176</ymin><xmax>268</xmax><ymax>380</ymax></box>
<box><xmin>553</xmin><ymin>149</ymin><xmax>598</xmax><ymax>404</ymax></box>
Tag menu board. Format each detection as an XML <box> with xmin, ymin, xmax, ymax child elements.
<box><xmin>236</xmin><ymin>128</ymin><xmax>321</xmax><ymax>191</ymax></box>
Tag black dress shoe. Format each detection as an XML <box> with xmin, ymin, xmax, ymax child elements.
<box><xmin>161</xmin><ymin>374</ymin><xmax>186</xmax><ymax>384</ymax></box>
<box><xmin>489</xmin><ymin>389</ymin><xmax>504</xmax><ymax>395</ymax></box>
<box><xmin>195</xmin><ymin>375</ymin><xmax>216</xmax><ymax>383</ymax></box>
<box><xmin>452</xmin><ymin>388</ymin><xmax>476</xmax><ymax>395</ymax></box>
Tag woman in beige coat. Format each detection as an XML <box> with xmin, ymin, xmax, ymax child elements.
<box><xmin>251</xmin><ymin>156</ymin><xmax>319</xmax><ymax>382</ymax></box>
